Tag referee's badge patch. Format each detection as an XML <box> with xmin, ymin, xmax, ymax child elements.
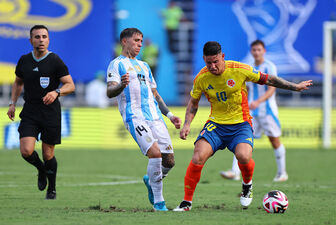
<box><xmin>40</xmin><ymin>77</ymin><xmax>50</xmax><ymax>88</ymax></box>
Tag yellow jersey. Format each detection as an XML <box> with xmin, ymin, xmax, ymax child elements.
<box><xmin>191</xmin><ymin>60</ymin><xmax>268</xmax><ymax>125</ymax></box>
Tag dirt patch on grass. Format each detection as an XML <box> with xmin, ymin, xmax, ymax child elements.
<box><xmin>195</xmin><ymin>203</ymin><xmax>226</xmax><ymax>210</ymax></box>
<box><xmin>83</xmin><ymin>205</ymin><xmax>155</xmax><ymax>213</ymax></box>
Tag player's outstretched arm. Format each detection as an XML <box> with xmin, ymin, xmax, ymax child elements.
<box><xmin>7</xmin><ymin>76</ymin><xmax>24</xmax><ymax>121</ymax></box>
<box><xmin>107</xmin><ymin>73</ymin><xmax>130</xmax><ymax>98</ymax></box>
<box><xmin>265</xmin><ymin>75</ymin><xmax>313</xmax><ymax>91</ymax></box>
<box><xmin>152</xmin><ymin>88</ymin><xmax>181</xmax><ymax>129</ymax></box>
<box><xmin>180</xmin><ymin>97</ymin><xmax>199</xmax><ymax>140</ymax></box>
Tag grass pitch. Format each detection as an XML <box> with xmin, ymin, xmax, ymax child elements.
<box><xmin>0</xmin><ymin>147</ymin><xmax>335</xmax><ymax>225</ymax></box>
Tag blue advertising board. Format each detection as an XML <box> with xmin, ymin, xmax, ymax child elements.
<box><xmin>195</xmin><ymin>0</ymin><xmax>336</xmax><ymax>79</ymax></box>
<box><xmin>0</xmin><ymin>0</ymin><xmax>113</xmax><ymax>83</ymax></box>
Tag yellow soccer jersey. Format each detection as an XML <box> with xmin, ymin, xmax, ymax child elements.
<box><xmin>191</xmin><ymin>60</ymin><xmax>268</xmax><ymax>125</ymax></box>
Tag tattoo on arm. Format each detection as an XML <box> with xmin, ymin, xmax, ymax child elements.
<box><xmin>155</xmin><ymin>94</ymin><xmax>170</xmax><ymax>116</ymax></box>
<box><xmin>106</xmin><ymin>81</ymin><xmax>125</xmax><ymax>98</ymax></box>
<box><xmin>184</xmin><ymin>100</ymin><xmax>198</xmax><ymax>126</ymax></box>
<box><xmin>266</xmin><ymin>75</ymin><xmax>297</xmax><ymax>91</ymax></box>
<box><xmin>189</xmin><ymin>105</ymin><xmax>198</xmax><ymax>116</ymax></box>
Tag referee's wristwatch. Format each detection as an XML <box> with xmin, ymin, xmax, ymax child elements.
<box><xmin>55</xmin><ymin>88</ymin><xmax>61</xmax><ymax>97</ymax></box>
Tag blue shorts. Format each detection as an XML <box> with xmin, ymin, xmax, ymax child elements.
<box><xmin>195</xmin><ymin>121</ymin><xmax>254</xmax><ymax>153</ymax></box>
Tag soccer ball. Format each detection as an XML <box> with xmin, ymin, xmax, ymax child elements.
<box><xmin>263</xmin><ymin>190</ymin><xmax>289</xmax><ymax>213</ymax></box>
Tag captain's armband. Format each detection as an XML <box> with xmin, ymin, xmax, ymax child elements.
<box><xmin>257</xmin><ymin>72</ymin><xmax>268</xmax><ymax>85</ymax></box>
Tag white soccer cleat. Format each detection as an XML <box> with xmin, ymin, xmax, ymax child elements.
<box><xmin>220</xmin><ymin>170</ymin><xmax>240</xmax><ymax>181</ymax></box>
<box><xmin>240</xmin><ymin>183</ymin><xmax>253</xmax><ymax>208</ymax></box>
<box><xmin>273</xmin><ymin>173</ymin><xmax>288</xmax><ymax>182</ymax></box>
<box><xmin>173</xmin><ymin>201</ymin><xmax>192</xmax><ymax>211</ymax></box>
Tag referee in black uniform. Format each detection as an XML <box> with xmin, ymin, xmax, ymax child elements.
<box><xmin>7</xmin><ymin>25</ymin><xmax>75</xmax><ymax>199</ymax></box>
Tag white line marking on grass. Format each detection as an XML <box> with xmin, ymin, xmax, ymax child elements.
<box><xmin>62</xmin><ymin>180</ymin><xmax>142</xmax><ymax>187</ymax></box>
<box><xmin>0</xmin><ymin>184</ymin><xmax>22</xmax><ymax>188</ymax></box>
<box><xmin>0</xmin><ymin>171</ymin><xmax>138</xmax><ymax>180</ymax></box>
<box><xmin>0</xmin><ymin>171</ymin><xmax>22</xmax><ymax>175</ymax></box>
<box><xmin>0</xmin><ymin>171</ymin><xmax>143</xmax><ymax>188</ymax></box>
<box><xmin>0</xmin><ymin>180</ymin><xmax>142</xmax><ymax>188</ymax></box>
<box><xmin>202</xmin><ymin>182</ymin><xmax>335</xmax><ymax>189</ymax></box>
<box><xmin>58</xmin><ymin>174</ymin><xmax>139</xmax><ymax>180</ymax></box>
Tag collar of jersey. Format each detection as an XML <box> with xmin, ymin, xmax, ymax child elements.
<box><xmin>119</xmin><ymin>55</ymin><xmax>138</xmax><ymax>61</ymax></box>
<box><xmin>31</xmin><ymin>51</ymin><xmax>52</xmax><ymax>62</ymax></box>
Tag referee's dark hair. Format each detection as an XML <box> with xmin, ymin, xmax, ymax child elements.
<box><xmin>250</xmin><ymin>39</ymin><xmax>265</xmax><ymax>49</ymax></box>
<box><xmin>30</xmin><ymin>25</ymin><xmax>49</xmax><ymax>38</ymax></box>
<box><xmin>203</xmin><ymin>41</ymin><xmax>222</xmax><ymax>56</ymax></box>
<box><xmin>120</xmin><ymin>28</ymin><xmax>143</xmax><ymax>43</ymax></box>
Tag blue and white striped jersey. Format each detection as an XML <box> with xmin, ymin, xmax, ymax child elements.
<box><xmin>106</xmin><ymin>55</ymin><xmax>163</xmax><ymax>123</ymax></box>
<box><xmin>246</xmin><ymin>59</ymin><xmax>279</xmax><ymax>118</ymax></box>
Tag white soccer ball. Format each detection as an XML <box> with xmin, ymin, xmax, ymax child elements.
<box><xmin>263</xmin><ymin>190</ymin><xmax>289</xmax><ymax>213</ymax></box>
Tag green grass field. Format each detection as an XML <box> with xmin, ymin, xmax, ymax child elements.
<box><xmin>0</xmin><ymin>147</ymin><xmax>335</xmax><ymax>225</ymax></box>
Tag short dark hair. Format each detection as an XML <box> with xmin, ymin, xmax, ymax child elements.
<box><xmin>120</xmin><ymin>28</ymin><xmax>143</xmax><ymax>43</ymax></box>
<box><xmin>203</xmin><ymin>41</ymin><xmax>222</xmax><ymax>56</ymax></box>
<box><xmin>30</xmin><ymin>25</ymin><xmax>49</xmax><ymax>38</ymax></box>
<box><xmin>250</xmin><ymin>40</ymin><xmax>265</xmax><ymax>48</ymax></box>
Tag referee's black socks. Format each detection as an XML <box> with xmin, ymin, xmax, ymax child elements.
<box><xmin>22</xmin><ymin>150</ymin><xmax>45</xmax><ymax>172</ymax></box>
<box><xmin>45</xmin><ymin>157</ymin><xmax>57</xmax><ymax>191</ymax></box>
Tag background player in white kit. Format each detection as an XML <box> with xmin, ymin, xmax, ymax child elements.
<box><xmin>106</xmin><ymin>28</ymin><xmax>182</xmax><ymax>211</ymax></box>
<box><xmin>220</xmin><ymin>40</ymin><xmax>288</xmax><ymax>182</ymax></box>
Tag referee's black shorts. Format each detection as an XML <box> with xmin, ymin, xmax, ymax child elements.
<box><xmin>18</xmin><ymin>102</ymin><xmax>61</xmax><ymax>145</ymax></box>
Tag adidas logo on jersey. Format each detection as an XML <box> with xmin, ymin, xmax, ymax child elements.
<box><xmin>127</xmin><ymin>67</ymin><xmax>134</xmax><ymax>72</ymax></box>
<box><xmin>33</xmin><ymin>67</ymin><xmax>39</xmax><ymax>71</ymax></box>
<box><xmin>206</xmin><ymin>84</ymin><xmax>214</xmax><ymax>90</ymax></box>
<box><xmin>245</xmin><ymin>138</ymin><xmax>253</xmax><ymax>143</ymax></box>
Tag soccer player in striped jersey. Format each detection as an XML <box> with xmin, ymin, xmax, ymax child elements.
<box><xmin>106</xmin><ymin>28</ymin><xmax>182</xmax><ymax>211</ymax></box>
<box><xmin>220</xmin><ymin>40</ymin><xmax>288</xmax><ymax>182</ymax></box>
<box><xmin>174</xmin><ymin>41</ymin><xmax>312</xmax><ymax>211</ymax></box>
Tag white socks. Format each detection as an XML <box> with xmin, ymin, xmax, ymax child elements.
<box><xmin>147</xmin><ymin>158</ymin><xmax>164</xmax><ymax>204</ymax></box>
<box><xmin>232</xmin><ymin>144</ymin><xmax>286</xmax><ymax>176</ymax></box>
<box><xmin>274</xmin><ymin>144</ymin><xmax>286</xmax><ymax>175</ymax></box>
<box><xmin>243</xmin><ymin>180</ymin><xmax>252</xmax><ymax>185</ymax></box>
<box><xmin>232</xmin><ymin>155</ymin><xmax>241</xmax><ymax>175</ymax></box>
<box><xmin>161</xmin><ymin>166</ymin><xmax>171</xmax><ymax>178</ymax></box>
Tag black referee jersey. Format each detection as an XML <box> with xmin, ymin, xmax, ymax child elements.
<box><xmin>15</xmin><ymin>51</ymin><xmax>70</xmax><ymax>125</ymax></box>
<box><xmin>15</xmin><ymin>51</ymin><xmax>69</xmax><ymax>105</ymax></box>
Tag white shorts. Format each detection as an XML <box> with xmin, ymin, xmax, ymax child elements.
<box><xmin>126</xmin><ymin>119</ymin><xmax>174</xmax><ymax>156</ymax></box>
<box><xmin>252</xmin><ymin>115</ymin><xmax>281</xmax><ymax>138</ymax></box>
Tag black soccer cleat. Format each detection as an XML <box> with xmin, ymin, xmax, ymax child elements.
<box><xmin>45</xmin><ymin>190</ymin><xmax>56</xmax><ymax>200</ymax></box>
<box><xmin>37</xmin><ymin>170</ymin><xmax>47</xmax><ymax>191</ymax></box>
<box><xmin>173</xmin><ymin>200</ymin><xmax>192</xmax><ymax>211</ymax></box>
<box><xmin>240</xmin><ymin>183</ymin><xmax>253</xmax><ymax>208</ymax></box>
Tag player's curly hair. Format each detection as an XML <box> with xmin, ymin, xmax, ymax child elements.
<box><xmin>120</xmin><ymin>28</ymin><xmax>143</xmax><ymax>43</ymax></box>
<box><xmin>203</xmin><ymin>41</ymin><xmax>222</xmax><ymax>56</ymax></box>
